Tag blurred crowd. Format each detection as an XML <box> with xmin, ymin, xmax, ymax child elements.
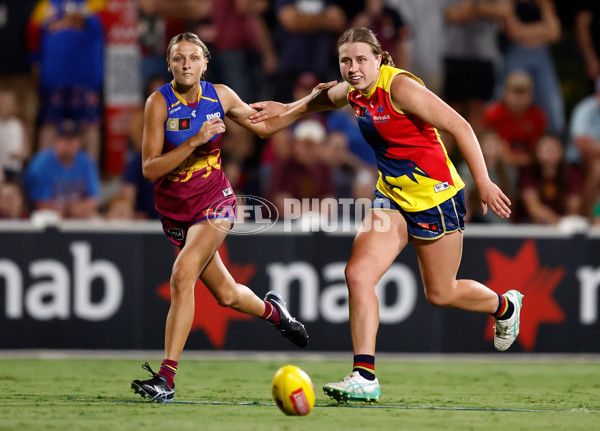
<box><xmin>1</xmin><ymin>0</ymin><xmax>600</xmax><ymax>227</ymax></box>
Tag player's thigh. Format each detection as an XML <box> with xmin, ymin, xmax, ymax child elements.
<box><xmin>413</xmin><ymin>231</ymin><xmax>463</xmax><ymax>295</ymax></box>
<box><xmin>173</xmin><ymin>219</ymin><xmax>231</xmax><ymax>281</ymax></box>
<box><xmin>346</xmin><ymin>210</ymin><xmax>409</xmax><ymax>288</ymax></box>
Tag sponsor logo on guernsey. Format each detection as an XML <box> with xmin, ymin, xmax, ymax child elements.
<box><xmin>206</xmin><ymin>112</ymin><xmax>221</xmax><ymax>120</ymax></box>
<box><xmin>372</xmin><ymin>114</ymin><xmax>390</xmax><ymax>122</ymax></box>
<box><xmin>167</xmin><ymin>228</ymin><xmax>184</xmax><ymax>241</ymax></box>
<box><xmin>169</xmin><ymin>106</ymin><xmax>181</xmax><ymax>114</ymax></box>
<box><xmin>222</xmin><ymin>187</ymin><xmax>233</xmax><ymax>197</ymax></box>
<box><xmin>191</xmin><ymin>110</ymin><xmax>197</xmax><ymax>117</ymax></box>
<box><xmin>434</xmin><ymin>182</ymin><xmax>450</xmax><ymax>193</ymax></box>
<box><xmin>167</xmin><ymin>118</ymin><xmax>191</xmax><ymax>131</ymax></box>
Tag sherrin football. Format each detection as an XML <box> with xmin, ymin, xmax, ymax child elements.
<box><xmin>271</xmin><ymin>365</ymin><xmax>315</xmax><ymax>416</ymax></box>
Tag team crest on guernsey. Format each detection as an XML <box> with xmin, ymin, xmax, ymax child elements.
<box><xmin>353</xmin><ymin>104</ymin><xmax>367</xmax><ymax>118</ymax></box>
<box><xmin>167</xmin><ymin>118</ymin><xmax>191</xmax><ymax>131</ymax></box>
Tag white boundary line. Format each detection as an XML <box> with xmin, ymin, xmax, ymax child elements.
<box><xmin>1</xmin><ymin>350</ymin><xmax>599</xmax><ymax>362</ymax></box>
<box><xmin>80</xmin><ymin>398</ymin><xmax>600</xmax><ymax>414</ymax></box>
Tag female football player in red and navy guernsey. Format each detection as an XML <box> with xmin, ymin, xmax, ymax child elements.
<box><xmin>249</xmin><ymin>27</ymin><xmax>523</xmax><ymax>404</ymax></box>
<box><xmin>131</xmin><ymin>32</ymin><xmax>311</xmax><ymax>403</ymax></box>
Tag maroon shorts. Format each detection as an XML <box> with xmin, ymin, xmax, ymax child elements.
<box><xmin>160</xmin><ymin>197</ymin><xmax>236</xmax><ymax>247</ymax></box>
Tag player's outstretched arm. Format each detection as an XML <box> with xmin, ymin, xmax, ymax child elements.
<box><xmin>234</xmin><ymin>81</ymin><xmax>349</xmax><ymax>137</ymax></box>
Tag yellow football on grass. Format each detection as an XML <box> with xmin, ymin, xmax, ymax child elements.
<box><xmin>271</xmin><ymin>365</ymin><xmax>315</xmax><ymax>416</ymax></box>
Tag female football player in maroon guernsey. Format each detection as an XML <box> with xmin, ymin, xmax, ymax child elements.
<box><xmin>249</xmin><ymin>27</ymin><xmax>523</xmax><ymax>404</ymax></box>
<box><xmin>130</xmin><ymin>32</ymin><xmax>314</xmax><ymax>403</ymax></box>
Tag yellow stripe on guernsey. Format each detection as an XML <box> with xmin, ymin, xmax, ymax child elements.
<box><xmin>170</xmin><ymin>80</ymin><xmax>218</xmax><ymax>106</ymax></box>
<box><xmin>348</xmin><ymin>65</ymin><xmax>464</xmax><ymax>212</ymax></box>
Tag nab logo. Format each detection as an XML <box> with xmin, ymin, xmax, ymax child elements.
<box><xmin>206</xmin><ymin>112</ymin><xmax>221</xmax><ymax>120</ymax></box>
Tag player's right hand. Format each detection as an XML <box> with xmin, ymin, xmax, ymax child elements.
<box><xmin>248</xmin><ymin>101</ymin><xmax>286</xmax><ymax>124</ymax></box>
<box><xmin>195</xmin><ymin>118</ymin><xmax>226</xmax><ymax>146</ymax></box>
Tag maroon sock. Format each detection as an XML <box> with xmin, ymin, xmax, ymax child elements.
<box><xmin>262</xmin><ymin>301</ymin><xmax>280</xmax><ymax>324</ymax></box>
<box><xmin>158</xmin><ymin>359</ymin><xmax>178</xmax><ymax>388</ymax></box>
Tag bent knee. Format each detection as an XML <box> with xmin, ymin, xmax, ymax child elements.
<box><xmin>214</xmin><ymin>289</ymin><xmax>238</xmax><ymax>308</ymax></box>
<box><xmin>345</xmin><ymin>262</ymin><xmax>372</xmax><ymax>288</ymax></box>
<box><xmin>424</xmin><ymin>290</ymin><xmax>453</xmax><ymax>308</ymax></box>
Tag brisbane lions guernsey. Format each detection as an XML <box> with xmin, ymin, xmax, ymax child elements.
<box><xmin>154</xmin><ymin>81</ymin><xmax>233</xmax><ymax>221</ymax></box>
<box><xmin>348</xmin><ymin>64</ymin><xmax>465</xmax><ymax>212</ymax></box>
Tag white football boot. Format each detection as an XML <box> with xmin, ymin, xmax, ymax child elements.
<box><xmin>493</xmin><ymin>290</ymin><xmax>524</xmax><ymax>351</ymax></box>
<box><xmin>323</xmin><ymin>371</ymin><xmax>381</xmax><ymax>404</ymax></box>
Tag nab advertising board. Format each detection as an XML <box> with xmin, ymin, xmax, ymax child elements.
<box><xmin>0</xmin><ymin>224</ymin><xmax>599</xmax><ymax>352</ymax></box>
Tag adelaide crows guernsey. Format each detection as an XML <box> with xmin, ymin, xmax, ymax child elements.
<box><xmin>348</xmin><ymin>64</ymin><xmax>465</xmax><ymax>212</ymax></box>
<box><xmin>154</xmin><ymin>81</ymin><xmax>233</xmax><ymax>221</ymax></box>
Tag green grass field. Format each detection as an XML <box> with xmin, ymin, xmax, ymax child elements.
<box><xmin>1</xmin><ymin>355</ymin><xmax>599</xmax><ymax>430</ymax></box>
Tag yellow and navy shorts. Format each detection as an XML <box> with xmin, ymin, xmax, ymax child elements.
<box><xmin>371</xmin><ymin>189</ymin><xmax>466</xmax><ymax>240</ymax></box>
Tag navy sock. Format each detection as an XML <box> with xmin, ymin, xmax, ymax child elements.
<box><xmin>493</xmin><ymin>293</ymin><xmax>514</xmax><ymax>320</ymax></box>
<box><xmin>353</xmin><ymin>354</ymin><xmax>376</xmax><ymax>381</ymax></box>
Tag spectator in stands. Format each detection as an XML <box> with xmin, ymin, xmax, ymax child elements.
<box><xmin>207</xmin><ymin>0</ymin><xmax>277</xmax><ymax>182</ymax></box>
<box><xmin>327</xmin><ymin>104</ymin><xmax>377</xmax><ymax>168</ymax></box>
<box><xmin>502</xmin><ymin>0</ymin><xmax>564</xmax><ymax>134</ymax></box>
<box><xmin>259</xmin><ymin>72</ymin><xmax>321</xmax><ymax>195</ymax></box>
<box><xmin>272</xmin><ymin>0</ymin><xmax>346</xmax><ymax>102</ymax></box>
<box><xmin>567</xmin><ymin>77</ymin><xmax>600</xmax><ymax>218</ymax></box>
<box><xmin>0</xmin><ymin>89</ymin><xmax>28</xmax><ymax>179</ymax></box>
<box><xmin>24</xmin><ymin>117</ymin><xmax>100</xmax><ymax>219</ymax></box>
<box><xmin>483</xmin><ymin>70</ymin><xmax>547</xmax><ymax>168</ymax></box>
<box><xmin>459</xmin><ymin>130</ymin><xmax>516</xmax><ymax>223</ymax></box>
<box><xmin>593</xmin><ymin>202</ymin><xmax>600</xmax><ymax>226</ymax></box>
<box><xmin>103</xmin><ymin>194</ymin><xmax>136</xmax><ymax>220</ymax></box>
<box><xmin>344</xmin><ymin>0</ymin><xmax>411</xmax><ymax>70</ymax></box>
<box><xmin>0</xmin><ymin>179</ymin><xmax>29</xmax><ymax>219</ymax></box>
<box><xmin>519</xmin><ymin>134</ymin><xmax>582</xmax><ymax>224</ymax></box>
<box><xmin>574</xmin><ymin>0</ymin><xmax>600</xmax><ymax>84</ymax></box>
<box><xmin>28</xmin><ymin>0</ymin><xmax>106</xmax><ymax>160</ymax></box>
<box><xmin>386</xmin><ymin>0</ymin><xmax>445</xmax><ymax>94</ymax></box>
<box><xmin>268</xmin><ymin>119</ymin><xmax>335</xmax><ymax>216</ymax></box>
<box><xmin>442</xmin><ymin>0</ymin><xmax>509</xmax><ymax>145</ymax></box>
<box><xmin>1</xmin><ymin>0</ymin><xmax>39</xmax><ymax>146</ymax></box>
<box><xmin>135</xmin><ymin>0</ymin><xmax>212</xmax><ymax>85</ymax></box>
<box><xmin>321</xmin><ymin>131</ymin><xmax>377</xmax><ymax>201</ymax></box>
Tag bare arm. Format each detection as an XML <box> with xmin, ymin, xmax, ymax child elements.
<box><xmin>503</xmin><ymin>0</ymin><xmax>561</xmax><ymax>47</ymax></box>
<box><xmin>278</xmin><ymin>4</ymin><xmax>346</xmax><ymax>33</ymax></box>
<box><xmin>137</xmin><ymin>0</ymin><xmax>212</xmax><ymax>20</ymax></box>
<box><xmin>575</xmin><ymin>9</ymin><xmax>600</xmax><ymax>79</ymax></box>
<box><xmin>390</xmin><ymin>75</ymin><xmax>511</xmax><ymax>218</ymax></box>
<box><xmin>444</xmin><ymin>0</ymin><xmax>478</xmax><ymax>23</ymax></box>
<box><xmin>521</xmin><ymin>187</ymin><xmax>560</xmax><ymax>224</ymax></box>
<box><xmin>141</xmin><ymin>91</ymin><xmax>226</xmax><ymax>183</ymax></box>
<box><xmin>475</xmin><ymin>0</ymin><xmax>512</xmax><ymax>20</ymax></box>
<box><xmin>222</xmin><ymin>81</ymin><xmax>348</xmax><ymax>137</ymax></box>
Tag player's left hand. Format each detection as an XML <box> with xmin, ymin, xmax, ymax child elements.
<box><xmin>478</xmin><ymin>180</ymin><xmax>511</xmax><ymax>219</ymax></box>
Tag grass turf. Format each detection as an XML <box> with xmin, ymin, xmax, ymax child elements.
<box><xmin>1</xmin><ymin>356</ymin><xmax>599</xmax><ymax>430</ymax></box>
